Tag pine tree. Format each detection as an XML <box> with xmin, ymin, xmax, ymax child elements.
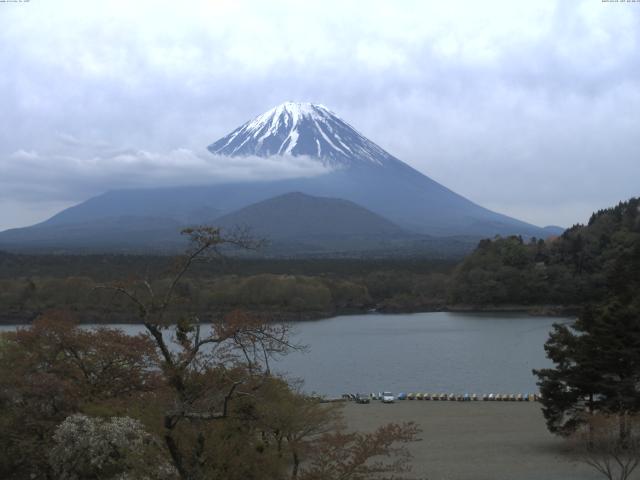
<box><xmin>534</xmin><ymin>222</ymin><xmax>640</xmax><ymax>439</ymax></box>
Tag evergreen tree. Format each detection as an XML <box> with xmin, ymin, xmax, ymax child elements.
<box><xmin>534</xmin><ymin>300</ymin><xmax>640</xmax><ymax>438</ymax></box>
<box><xmin>534</xmin><ymin>211</ymin><xmax>640</xmax><ymax>439</ymax></box>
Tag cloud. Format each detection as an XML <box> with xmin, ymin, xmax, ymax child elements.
<box><xmin>1</xmin><ymin>147</ymin><xmax>332</xmax><ymax>203</ymax></box>
<box><xmin>0</xmin><ymin>0</ymin><xmax>639</xmax><ymax>230</ymax></box>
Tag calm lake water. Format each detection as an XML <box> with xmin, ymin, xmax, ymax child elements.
<box><xmin>0</xmin><ymin>312</ymin><xmax>570</xmax><ymax>396</ymax></box>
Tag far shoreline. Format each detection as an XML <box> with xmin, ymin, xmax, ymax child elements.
<box><xmin>0</xmin><ymin>304</ymin><xmax>578</xmax><ymax>326</ymax></box>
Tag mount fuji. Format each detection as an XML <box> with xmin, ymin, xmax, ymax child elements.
<box><xmin>0</xmin><ymin>102</ymin><xmax>562</xmax><ymax>254</ymax></box>
<box><xmin>208</xmin><ymin>102</ymin><xmax>401</xmax><ymax>169</ymax></box>
<box><xmin>209</xmin><ymin>101</ymin><xmax>557</xmax><ymax>237</ymax></box>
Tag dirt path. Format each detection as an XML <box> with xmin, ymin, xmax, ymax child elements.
<box><xmin>343</xmin><ymin>401</ymin><xmax>603</xmax><ymax>480</ymax></box>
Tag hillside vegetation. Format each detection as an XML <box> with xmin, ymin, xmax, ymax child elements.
<box><xmin>1</xmin><ymin>198</ymin><xmax>637</xmax><ymax>323</ymax></box>
<box><xmin>449</xmin><ymin>197</ymin><xmax>640</xmax><ymax>307</ymax></box>
<box><xmin>0</xmin><ymin>256</ymin><xmax>453</xmax><ymax>323</ymax></box>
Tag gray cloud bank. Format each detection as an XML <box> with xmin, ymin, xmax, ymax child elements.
<box><xmin>3</xmin><ymin>149</ymin><xmax>330</xmax><ymax>201</ymax></box>
<box><xmin>0</xmin><ymin>147</ymin><xmax>330</xmax><ymax>228</ymax></box>
<box><xmin>1</xmin><ymin>0</ymin><xmax>639</xmax><ymax>230</ymax></box>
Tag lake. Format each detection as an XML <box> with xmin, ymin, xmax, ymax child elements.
<box><xmin>0</xmin><ymin>312</ymin><xmax>569</xmax><ymax>397</ymax></box>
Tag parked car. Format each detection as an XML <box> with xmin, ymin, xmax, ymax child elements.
<box><xmin>381</xmin><ymin>391</ymin><xmax>395</xmax><ymax>403</ymax></box>
<box><xmin>355</xmin><ymin>393</ymin><xmax>370</xmax><ymax>404</ymax></box>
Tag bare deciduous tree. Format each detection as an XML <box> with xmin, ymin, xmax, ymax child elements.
<box><xmin>572</xmin><ymin>414</ymin><xmax>640</xmax><ymax>480</ymax></box>
<box><xmin>97</xmin><ymin>227</ymin><xmax>300</xmax><ymax>479</ymax></box>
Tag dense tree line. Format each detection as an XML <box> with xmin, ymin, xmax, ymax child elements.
<box><xmin>0</xmin><ymin>269</ymin><xmax>451</xmax><ymax>324</ymax></box>
<box><xmin>449</xmin><ymin>198</ymin><xmax>640</xmax><ymax>307</ymax></box>
<box><xmin>0</xmin><ymin>252</ymin><xmax>456</xmax><ymax>280</ymax></box>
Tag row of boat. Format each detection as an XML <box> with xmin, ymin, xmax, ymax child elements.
<box><xmin>368</xmin><ymin>392</ymin><xmax>540</xmax><ymax>402</ymax></box>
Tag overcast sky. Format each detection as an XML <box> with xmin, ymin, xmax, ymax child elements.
<box><xmin>1</xmin><ymin>0</ymin><xmax>639</xmax><ymax>231</ymax></box>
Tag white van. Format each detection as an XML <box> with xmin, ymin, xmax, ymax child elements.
<box><xmin>381</xmin><ymin>392</ymin><xmax>395</xmax><ymax>403</ymax></box>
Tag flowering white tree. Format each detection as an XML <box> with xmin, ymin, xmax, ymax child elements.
<box><xmin>50</xmin><ymin>414</ymin><xmax>177</xmax><ymax>480</ymax></box>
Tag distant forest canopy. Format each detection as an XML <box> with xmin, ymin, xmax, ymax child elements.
<box><xmin>0</xmin><ymin>255</ymin><xmax>457</xmax><ymax>281</ymax></box>
<box><xmin>450</xmin><ymin>197</ymin><xmax>640</xmax><ymax>306</ymax></box>
<box><xmin>0</xmin><ymin>256</ymin><xmax>454</xmax><ymax>323</ymax></box>
<box><xmin>0</xmin><ymin>197</ymin><xmax>637</xmax><ymax>323</ymax></box>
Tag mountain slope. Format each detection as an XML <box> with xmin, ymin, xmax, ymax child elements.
<box><xmin>0</xmin><ymin>102</ymin><xmax>563</xmax><ymax>253</ymax></box>
<box><xmin>0</xmin><ymin>192</ymin><xmax>477</xmax><ymax>257</ymax></box>
<box><xmin>212</xmin><ymin>192</ymin><xmax>477</xmax><ymax>256</ymax></box>
<box><xmin>215</xmin><ymin>192</ymin><xmax>406</xmax><ymax>239</ymax></box>
<box><xmin>208</xmin><ymin>101</ymin><xmax>557</xmax><ymax>237</ymax></box>
<box><xmin>0</xmin><ymin>216</ymin><xmax>188</xmax><ymax>253</ymax></box>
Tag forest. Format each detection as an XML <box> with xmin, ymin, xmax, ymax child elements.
<box><xmin>0</xmin><ymin>255</ymin><xmax>454</xmax><ymax>324</ymax></box>
<box><xmin>0</xmin><ymin>197</ymin><xmax>638</xmax><ymax>324</ymax></box>
<box><xmin>449</xmin><ymin>197</ymin><xmax>640</xmax><ymax>307</ymax></box>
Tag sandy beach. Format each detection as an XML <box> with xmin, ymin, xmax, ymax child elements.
<box><xmin>343</xmin><ymin>401</ymin><xmax>603</xmax><ymax>480</ymax></box>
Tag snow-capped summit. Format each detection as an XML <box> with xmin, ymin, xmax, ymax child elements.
<box><xmin>208</xmin><ymin>102</ymin><xmax>400</xmax><ymax>168</ymax></box>
<box><xmin>0</xmin><ymin>103</ymin><xmax>561</xmax><ymax>253</ymax></box>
